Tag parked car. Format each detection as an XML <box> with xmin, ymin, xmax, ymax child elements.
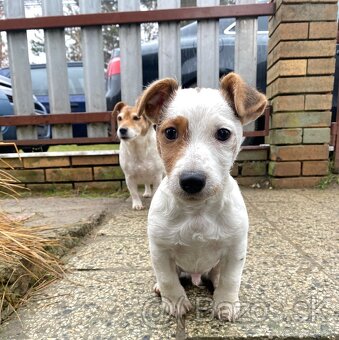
<box><xmin>0</xmin><ymin>62</ymin><xmax>87</xmax><ymax>137</ymax></box>
<box><xmin>105</xmin><ymin>16</ymin><xmax>269</xmax><ymax>112</ymax></box>
<box><xmin>0</xmin><ymin>75</ymin><xmax>51</xmax><ymax>153</ymax></box>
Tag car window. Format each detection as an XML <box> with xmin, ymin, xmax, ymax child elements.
<box><xmin>68</xmin><ymin>66</ymin><xmax>84</xmax><ymax>95</ymax></box>
<box><xmin>31</xmin><ymin>68</ymin><xmax>49</xmax><ymax>96</ymax></box>
<box><xmin>31</xmin><ymin>65</ymin><xmax>84</xmax><ymax>96</ymax></box>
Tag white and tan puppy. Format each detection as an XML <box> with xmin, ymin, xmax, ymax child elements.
<box><xmin>113</xmin><ymin>102</ymin><xmax>164</xmax><ymax>210</ymax></box>
<box><xmin>137</xmin><ymin>73</ymin><xmax>267</xmax><ymax>321</ymax></box>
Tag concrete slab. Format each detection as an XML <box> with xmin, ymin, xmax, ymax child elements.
<box><xmin>0</xmin><ymin>188</ymin><xmax>338</xmax><ymax>339</ymax></box>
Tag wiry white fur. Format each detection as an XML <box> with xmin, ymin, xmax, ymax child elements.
<box><xmin>120</xmin><ymin>126</ymin><xmax>164</xmax><ymax>210</ymax></box>
<box><xmin>148</xmin><ymin>87</ymin><xmax>249</xmax><ymax>321</ymax></box>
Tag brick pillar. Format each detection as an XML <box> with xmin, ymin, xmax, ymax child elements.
<box><xmin>266</xmin><ymin>0</ymin><xmax>338</xmax><ymax>188</ymax></box>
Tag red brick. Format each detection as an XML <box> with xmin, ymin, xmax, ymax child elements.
<box><xmin>0</xmin><ymin>157</ymin><xmax>23</xmax><ymax>169</ymax></box>
<box><xmin>307</xmin><ymin>58</ymin><xmax>336</xmax><ymax>75</ymax></box>
<box><xmin>267</xmin><ymin>59</ymin><xmax>307</xmax><ymax>85</ymax></box>
<box><xmin>305</xmin><ymin>94</ymin><xmax>333</xmax><ymax>110</ymax></box>
<box><xmin>268</xmin><ymin>40</ymin><xmax>336</xmax><ymax>68</ymax></box>
<box><xmin>271</xmin><ymin>111</ymin><xmax>331</xmax><ymax>129</ymax></box>
<box><xmin>23</xmin><ymin>157</ymin><xmax>70</xmax><ymax>169</ymax></box>
<box><xmin>268</xmin><ymin>22</ymin><xmax>308</xmax><ymax>50</ymax></box>
<box><xmin>4</xmin><ymin>169</ymin><xmax>45</xmax><ymax>183</ymax></box>
<box><xmin>267</xmin><ymin>76</ymin><xmax>333</xmax><ymax>97</ymax></box>
<box><xmin>241</xmin><ymin>162</ymin><xmax>267</xmax><ymax>176</ymax></box>
<box><xmin>71</xmin><ymin>155</ymin><xmax>119</xmax><ymax>166</ymax></box>
<box><xmin>302</xmin><ymin>161</ymin><xmax>328</xmax><ymax>176</ymax></box>
<box><xmin>270</xmin><ymin>145</ymin><xmax>329</xmax><ymax>161</ymax></box>
<box><xmin>269</xmin><ymin>128</ymin><xmax>302</xmax><ymax>145</ymax></box>
<box><xmin>237</xmin><ymin>149</ymin><xmax>268</xmax><ymax>161</ymax></box>
<box><xmin>271</xmin><ymin>177</ymin><xmax>322</xmax><ymax>188</ymax></box>
<box><xmin>309</xmin><ymin>22</ymin><xmax>337</xmax><ymax>39</ymax></box>
<box><xmin>271</xmin><ymin>95</ymin><xmax>304</xmax><ymax>112</ymax></box>
<box><xmin>46</xmin><ymin>168</ymin><xmax>93</xmax><ymax>182</ymax></box>
<box><xmin>93</xmin><ymin>166</ymin><xmax>125</xmax><ymax>180</ymax></box>
<box><xmin>269</xmin><ymin>161</ymin><xmax>301</xmax><ymax>177</ymax></box>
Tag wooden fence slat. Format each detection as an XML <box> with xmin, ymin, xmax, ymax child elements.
<box><xmin>235</xmin><ymin>0</ymin><xmax>257</xmax><ymax>133</ymax></box>
<box><xmin>197</xmin><ymin>0</ymin><xmax>220</xmax><ymax>89</ymax></box>
<box><xmin>118</xmin><ymin>0</ymin><xmax>143</xmax><ymax>106</ymax></box>
<box><xmin>4</xmin><ymin>0</ymin><xmax>37</xmax><ymax>140</ymax></box>
<box><xmin>80</xmin><ymin>0</ymin><xmax>107</xmax><ymax>138</ymax></box>
<box><xmin>42</xmin><ymin>0</ymin><xmax>72</xmax><ymax>139</ymax></box>
<box><xmin>158</xmin><ymin>0</ymin><xmax>181</xmax><ymax>83</ymax></box>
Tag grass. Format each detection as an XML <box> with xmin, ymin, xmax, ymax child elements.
<box><xmin>47</xmin><ymin>144</ymin><xmax>119</xmax><ymax>152</ymax></box>
<box><xmin>0</xmin><ymin>154</ymin><xmax>64</xmax><ymax>323</ymax></box>
<box><xmin>316</xmin><ymin>160</ymin><xmax>339</xmax><ymax>189</ymax></box>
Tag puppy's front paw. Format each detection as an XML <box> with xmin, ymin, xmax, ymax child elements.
<box><xmin>154</xmin><ymin>284</ymin><xmax>192</xmax><ymax>317</ymax></box>
<box><xmin>132</xmin><ymin>202</ymin><xmax>144</xmax><ymax>210</ymax></box>
<box><xmin>162</xmin><ymin>295</ymin><xmax>192</xmax><ymax>318</ymax></box>
<box><xmin>214</xmin><ymin>300</ymin><xmax>240</xmax><ymax>322</ymax></box>
<box><xmin>142</xmin><ymin>192</ymin><xmax>152</xmax><ymax>198</ymax></box>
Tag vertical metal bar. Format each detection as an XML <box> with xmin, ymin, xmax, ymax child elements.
<box><xmin>235</xmin><ymin>0</ymin><xmax>257</xmax><ymax>133</ymax></box>
<box><xmin>158</xmin><ymin>0</ymin><xmax>181</xmax><ymax>83</ymax></box>
<box><xmin>4</xmin><ymin>0</ymin><xmax>37</xmax><ymax>140</ymax></box>
<box><xmin>79</xmin><ymin>0</ymin><xmax>107</xmax><ymax>138</ymax></box>
<box><xmin>197</xmin><ymin>0</ymin><xmax>220</xmax><ymax>89</ymax></box>
<box><xmin>118</xmin><ymin>0</ymin><xmax>142</xmax><ymax>105</ymax></box>
<box><xmin>42</xmin><ymin>0</ymin><xmax>72</xmax><ymax>139</ymax></box>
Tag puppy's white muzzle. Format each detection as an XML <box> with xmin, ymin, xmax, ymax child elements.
<box><xmin>118</xmin><ymin>127</ymin><xmax>138</xmax><ymax>140</ymax></box>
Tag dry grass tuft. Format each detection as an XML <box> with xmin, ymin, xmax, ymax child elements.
<box><xmin>0</xmin><ymin>151</ymin><xmax>64</xmax><ymax>322</ymax></box>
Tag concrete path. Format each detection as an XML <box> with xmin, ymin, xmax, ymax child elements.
<box><xmin>0</xmin><ymin>188</ymin><xmax>338</xmax><ymax>339</ymax></box>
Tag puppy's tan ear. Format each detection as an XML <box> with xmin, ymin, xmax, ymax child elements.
<box><xmin>137</xmin><ymin>78</ymin><xmax>178</xmax><ymax>124</ymax></box>
<box><xmin>112</xmin><ymin>101</ymin><xmax>126</xmax><ymax>134</ymax></box>
<box><xmin>112</xmin><ymin>101</ymin><xmax>126</xmax><ymax>119</ymax></box>
<box><xmin>220</xmin><ymin>72</ymin><xmax>267</xmax><ymax>125</ymax></box>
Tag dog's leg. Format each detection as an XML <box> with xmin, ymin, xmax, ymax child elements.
<box><xmin>213</xmin><ymin>240</ymin><xmax>247</xmax><ymax>322</ymax></box>
<box><xmin>143</xmin><ymin>184</ymin><xmax>152</xmax><ymax>198</ymax></box>
<box><xmin>125</xmin><ymin>177</ymin><xmax>144</xmax><ymax>210</ymax></box>
<box><xmin>150</xmin><ymin>244</ymin><xmax>192</xmax><ymax>317</ymax></box>
<box><xmin>152</xmin><ymin>174</ymin><xmax>163</xmax><ymax>194</ymax></box>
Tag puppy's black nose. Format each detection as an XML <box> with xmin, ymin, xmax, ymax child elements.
<box><xmin>119</xmin><ymin>128</ymin><xmax>128</xmax><ymax>135</ymax></box>
<box><xmin>179</xmin><ymin>172</ymin><xmax>206</xmax><ymax>194</ymax></box>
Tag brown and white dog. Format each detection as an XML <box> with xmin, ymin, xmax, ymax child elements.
<box><xmin>112</xmin><ymin>102</ymin><xmax>164</xmax><ymax>210</ymax></box>
<box><xmin>136</xmin><ymin>73</ymin><xmax>267</xmax><ymax>321</ymax></box>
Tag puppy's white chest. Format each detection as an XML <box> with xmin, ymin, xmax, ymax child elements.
<box><xmin>173</xmin><ymin>240</ymin><xmax>225</xmax><ymax>274</ymax></box>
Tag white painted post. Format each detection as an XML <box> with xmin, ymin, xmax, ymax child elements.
<box><xmin>42</xmin><ymin>0</ymin><xmax>72</xmax><ymax>139</ymax></box>
<box><xmin>158</xmin><ymin>0</ymin><xmax>181</xmax><ymax>83</ymax></box>
<box><xmin>235</xmin><ymin>0</ymin><xmax>257</xmax><ymax>132</ymax></box>
<box><xmin>118</xmin><ymin>0</ymin><xmax>142</xmax><ymax>105</ymax></box>
<box><xmin>4</xmin><ymin>0</ymin><xmax>37</xmax><ymax>140</ymax></box>
<box><xmin>197</xmin><ymin>0</ymin><xmax>220</xmax><ymax>89</ymax></box>
<box><xmin>79</xmin><ymin>0</ymin><xmax>107</xmax><ymax>138</ymax></box>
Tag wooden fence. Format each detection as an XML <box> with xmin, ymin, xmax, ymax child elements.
<box><xmin>0</xmin><ymin>0</ymin><xmax>274</xmax><ymax>148</ymax></box>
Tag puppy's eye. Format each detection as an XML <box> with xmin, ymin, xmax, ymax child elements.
<box><xmin>133</xmin><ymin>116</ymin><xmax>140</xmax><ymax>121</ymax></box>
<box><xmin>216</xmin><ymin>128</ymin><xmax>231</xmax><ymax>141</ymax></box>
<box><xmin>164</xmin><ymin>127</ymin><xmax>178</xmax><ymax>140</ymax></box>
<box><xmin>117</xmin><ymin>116</ymin><xmax>122</xmax><ymax>121</ymax></box>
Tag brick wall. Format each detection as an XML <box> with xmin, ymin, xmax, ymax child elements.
<box><xmin>267</xmin><ymin>0</ymin><xmax>338</xmax><ymax>188</ymax></box>
<box><xmin>0</xmin><ymin>149</ymin><xmax>269</xmax><ymax>192</ymax></box>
